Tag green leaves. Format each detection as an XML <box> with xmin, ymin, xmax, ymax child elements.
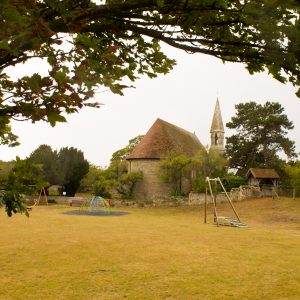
<box><xmin>110</xmin><ymin>135</ymin><xmax>144</xmax><ymax>163</ymax></box>
<box><xmin>0</xmin><ymin>0</ymin><xmax>300</xmax><ymax>149</ymax></box>
<box><xmin>225</xmin><ymin>101</ymin><xmax>296</xmax><ymax>174</ymax></box>
<box><xmin>285</xmin><ymin>160</ymin><xmax>300</xmax><ymax>193</ymax></box>
<box><xmin>27</xmin><ymin>74</ymin><xmax>42</xmax><ymax>93</ymax></box>
<box><xmin>0</xmin><ymin>117</ymin><xmax>19</xmax><ymax>147</ymax></box>
<box><xmin>160</xmin><ymin>151</ymin><xmax>192</xmax><ymax>196</ymax></box>
<box><xmin>0</xmin><ymin>157</ymin><xmax>47</xmax><ymax>217</ymax></box>
<box><xmin>2</xmin><ymin>7</ymin><xmax>23</xmax><ymax>23</ymax></box>
<box><xmin>47</xmin><ymin>112</ymin><xmax>67</xmax><ymax>127</ymax></box>
<box><xmin>157</xmin><ymin>0</ymin><xmax>164</xmax><ymax>8</ymax></box>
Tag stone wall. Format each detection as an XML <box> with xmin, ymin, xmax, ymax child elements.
<box><xmin>189</xmin><ymin>185</ymin><xmax>264</xmax><ymax>204</ymax></box>
<box><xmin>188</xmin><ymin>192</ymin><xmax>228</xmax><ymax>205</ymax></box>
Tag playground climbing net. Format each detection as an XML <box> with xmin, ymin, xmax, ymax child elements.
<box><xmin>80</xmin><ymin>196</ymin><xmax>112</xmax><ymax>214</ymax></box>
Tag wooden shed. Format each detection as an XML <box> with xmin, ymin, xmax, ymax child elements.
<box><xmin>246</xmin><ymin>168</ymin><xmax>280</xmax><ymax>188</ymax></box>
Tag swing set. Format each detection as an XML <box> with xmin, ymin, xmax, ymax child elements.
<box><xmin>26</xmin><ymin>187</ymin><xmax>48</xmax><ymax>210</ymax></box>
<box><xmin>204</xmin><ymin>177</ymin><xmax>248</xmax><ymax>228</ymax></box>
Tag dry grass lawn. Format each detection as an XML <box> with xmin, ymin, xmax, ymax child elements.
<box><xmin>1</xmin><ymin>198</ymin><xmax>300</xmax><ymax>299</ymax></box>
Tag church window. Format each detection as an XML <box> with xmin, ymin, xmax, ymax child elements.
<box><xmin>215</xmin><ymin>133</ymin><xmax>218</xmax><ymax>145</ymax></box>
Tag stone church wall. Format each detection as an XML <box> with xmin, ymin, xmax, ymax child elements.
<box><xmin>129</xmin><ymin>159</ymin><xmax>172</xmax><ymax>200</ymax></box>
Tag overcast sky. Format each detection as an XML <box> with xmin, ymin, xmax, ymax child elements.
<box><xmin>1</xmin><ymin>44</ymin><xmax>300</xmax><ymax>167</ymax></box>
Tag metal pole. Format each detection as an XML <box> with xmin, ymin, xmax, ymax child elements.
<box><xmin>218</xmin><ymin>178</ymin><xmax>241</xmax><ymax>222</ymax></box>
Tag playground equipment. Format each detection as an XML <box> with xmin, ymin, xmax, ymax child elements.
<box><xmin>26</xmin><ymin>187</ymin><xmax>48</xmax><ymax>210</ymax></box>
<box><xmin>205</xmin><ymin>177</ymin><xmax>248</xmax><ymax>228</ymax></box>
<box><xmin>80</xmin><ymin>195</ymin><xmax>111</xmax><ymax>214</ymax></box>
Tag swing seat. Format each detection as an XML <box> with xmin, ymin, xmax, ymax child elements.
<box><xmin>26</xmin><ymin>199</ymin><xmax>38</xmax><ymax>211</ymax></box>
<box><xmin>215</xmin><ymin>216</ymin><xmax>248</xmax><ymax>228</ymax></box>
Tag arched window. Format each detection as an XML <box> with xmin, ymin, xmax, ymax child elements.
<box><xmin>214</xmin><ymin>133</ymin><xmax>218</xmax><ymax>145</ymax></box>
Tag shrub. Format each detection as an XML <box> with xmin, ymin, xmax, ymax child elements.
<box><xmin>222</xmin><ymin>175</ymin><xmax>247</xmax><ymax>191</ymax></box>
<box><xmin>94</xmin><ymin>177</ymin><xmax>115</xmax><ymax>198</ymax></box>
<box><xmin>192</xmin><ymin>176</ymin><xmax>206</xmax><ymax>193</ymax></box>
<box><xmin>115</xmin><ymin>171</ymin><xmax>143</xmax><ymax>199</ymax></box>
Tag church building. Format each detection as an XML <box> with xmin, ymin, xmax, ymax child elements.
<box><xmin>127</xmin><ymin>99</ymin><xmax>225</xmax><ymax>200</ymax></box>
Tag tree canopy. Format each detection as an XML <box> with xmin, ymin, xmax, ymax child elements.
<box><xmin>58</xmin><ymin>147</ymin><xmax>89</xmax><ymax>196</ymax></box>
<box><xmin>192</xmin><ymin>146</ymin><xmax>228</xmax><ymax>178</ymax></box>
<box><xmin>110</xmin><ymin>135</ymin><xmax>144</xmax><ymax>163</ymax></box>
<box><xmin>285</xmin><ymin>158</ymin><xmax>300</xmax><ymax>195</ymax></box>
<box><xmin>160</xmin><ymin>151</ymin><xmax>192</xmax><ymax>196</ymax></box>
<box><xmin>225</xmin><ymin>101</ymin><xmax>296</xmax><ymax>174</ymax></box>
<box><xmin>1</xmin><ymin>0</ymin><xmax>300</xmax><ymax>143</ymax></box>
<box><xmin>28</xmin><ymin>144</ymin><xmax>62</xmax><ymax>185</ymax></box>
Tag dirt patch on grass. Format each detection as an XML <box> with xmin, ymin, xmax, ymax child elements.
<box><xmin>268</xmin><ymin>214</ymin><xmax>299</xmax><ymax>223</ymax></box>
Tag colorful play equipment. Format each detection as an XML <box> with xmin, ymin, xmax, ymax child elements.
<box><xmin>204</xmin><ymin>177</ymin><xmax>248</xmax><ymax>228</ymax></box>
<box><xmin>80</xmin><ymin>195</ymin><xmax>112</xmax><ymax>214</ymax></box>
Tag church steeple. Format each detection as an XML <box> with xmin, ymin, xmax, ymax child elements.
<box><xmin>210</xmin><ymin>98</ymin><xmax>225</xmax><ymax>149</ymax></box>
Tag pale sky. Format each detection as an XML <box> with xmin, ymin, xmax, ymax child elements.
<box><xmin>1</xmin><ymin>44</ymin><xmax>300</xmax><ymax>167</ymax></box>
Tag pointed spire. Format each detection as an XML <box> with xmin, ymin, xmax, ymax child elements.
<box><xmin>210</xmin><ymin>98</ymin><xmax>224</xmax><ymax>133</ymax></box>
<box><xmin>210</xmin><ymin>98</ymin><xmax>225</xmax><ymax>150</ymax></box>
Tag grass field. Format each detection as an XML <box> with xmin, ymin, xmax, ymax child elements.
<box><xmin>1</xmin><ymin>198</ymin><xmax>300</xmax><ymax>300</ymax></box>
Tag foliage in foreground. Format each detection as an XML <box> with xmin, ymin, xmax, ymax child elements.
<box><xmin>1</xmin><ymin>1</ymin><xmax>300</xmax><ymax>145</ymax></box>
<box><xmin>0</xmin><ymin>157</ymin><xmax>46</xmax><ymax>217</ymax></box>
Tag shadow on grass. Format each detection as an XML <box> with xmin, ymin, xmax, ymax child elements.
<box><xmin>63</xmin><ymin>210</ymin><xmax>130</xmax><ymax>217</ymax></box>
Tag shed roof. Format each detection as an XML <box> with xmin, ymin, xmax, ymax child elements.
<box><xmin>127</xmin><ymin>118</ymin><xmax>204</xmax><ymax>160</ymax></box>
<box><xmin>246</xmin><ymin>168</ymin><xmax>280</xmax><ymax>179</ymax></box>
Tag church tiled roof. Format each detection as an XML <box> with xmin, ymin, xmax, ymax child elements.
<box><xmin>127</xmin><ymin>118</ymin><xmax>204</xmax><ymax>160</ymax></box>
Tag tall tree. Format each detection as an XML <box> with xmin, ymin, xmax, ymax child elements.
<box><xmin>79</xmin><ymin>163</ymin><xmax>103</xmax><ymax>192</ymax></box>
<box><xmin>1</xmin><ymin>1</ymin><xmax>300</xmax><ymax>144</ymax></box>
<box><xmin>58</xmin><ymin>147</ymin><xmax>89</xmax><ymax>196</ymax></box>
<box><xmin>109</xmin><ymin>135</ymin><xmax>144</xmax><ymax>180</ymax></box>
<box><xmin>110</xmin><ymin>135</ymin><xmax>144</xmax><ymax>163</ymax></box>
<box><xmin>28</xmin><ymin>144</ymin><xmax>62</xmax><ymax>185</ymax></box>
<box><xmin>225</xmin><ymin>102</ymin><xmax>296</xmax><ymax>175</ymax></box>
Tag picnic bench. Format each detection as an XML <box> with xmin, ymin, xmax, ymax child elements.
<box><xmin>69</xmin><ymin>198</ymin><xmax>85</xmax><ymax>207</ymax></box>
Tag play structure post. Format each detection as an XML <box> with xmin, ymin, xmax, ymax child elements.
<box><xmin>206</xmin><ymin>177</ymin><xmax>219</xmax><ymax>226</ymax></box>
<box><xmin>39</xmin><ymin>187</ymin><xmax>48</xmax><ymax>206</ymax></box>
<box><xmin>217</xmin><ymin>178</ymin><xmax>240</xmax><ymax>222</ymax></box>
<box><xmin>204</xmin><ymin>186</ymin><xmax>207</xmax><ymax>224</ymax></box>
